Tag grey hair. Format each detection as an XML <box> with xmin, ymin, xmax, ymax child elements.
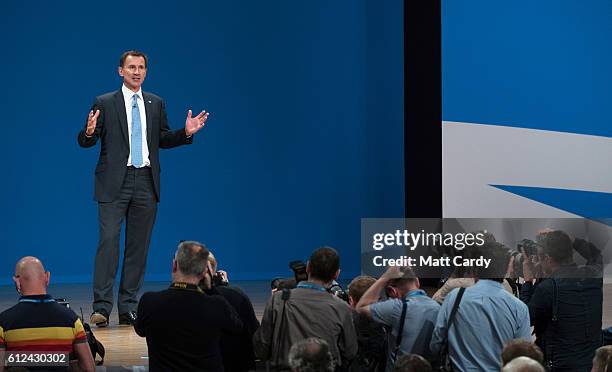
<box><xmin>502</xmin><ymin>356</ymin><xmax>545</xmax><ymax>372</ymax></box>
<box><xmin>288</xmin><ymin>338</ymin><xmax>336</xmax><ymax>372</ymax></box>
<box><xmin>175</xmin><ymin>241</ymin><xmax>209</xmax><ymax>277</ymax></box>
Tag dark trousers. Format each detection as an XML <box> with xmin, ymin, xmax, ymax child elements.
<box><xmin>93</xmin><ymin>166</ymin><xmax>157</xmax><ymax>315</ymax></box>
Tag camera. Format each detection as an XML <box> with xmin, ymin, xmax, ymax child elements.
<box><xmin>509</xmin><ymin>239</ymin><xmax>539</xmax><ymax>277</ymax></box>
<box><xmin>270</xmin><ymin>260</ymin><xmax>309</xmax><ymax>290</ymax></box>
<box><xmin>270</xmin><ymin>260</ymin><xmax>349</xmax><ymax>303</ymax></box>
<box><xmin>327</xmin><ymin>281</ymin><xmax>349</xmax><ymax>302</ymax></box>
<box><xmin>212</xmin><ymin>271</ymin><xmax>229</xmax><ymax>287</ymax></box>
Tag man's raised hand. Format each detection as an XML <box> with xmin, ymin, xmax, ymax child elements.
<box><xmin>185</xmin><ymin>109</ymin><xmax>209</xmax><ymax>136</ymax></box>
<box><xmin>86</xmin><ymin>110</ymin><xmax>100</xmax><ymax>136</ymax></box>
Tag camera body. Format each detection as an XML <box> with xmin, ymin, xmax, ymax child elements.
<box><xmin>327</xmin><ymin>281</ymin><xmax>349</xmax><ymax>302</ymax></box>
<box><xmin>212</xmin><ymin>271</ymin><xmax>229</xmax><ymax>287</ymax></box>
<box><xmin>270</xmin><ymin>260</ymin><xmax>349</xmax><ymax>303</ymax></box>
<box><xmin>510</xmin><ymin>238</ymin><xmax>539</xmax><ymax>278</ymax></box>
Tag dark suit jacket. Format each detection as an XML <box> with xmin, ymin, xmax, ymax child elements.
<box><xmin>78</xmin><ymin>90</ymin><xmax>192</xmax><ymax>202</ymax></box>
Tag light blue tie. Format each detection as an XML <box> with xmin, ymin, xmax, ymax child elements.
<box><xmin>131</xmin><ymin>94</ymin><xmax>143</xmax><ymax>167</ymax></box>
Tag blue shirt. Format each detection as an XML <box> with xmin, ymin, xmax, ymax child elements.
<box><xmin>430</xmin><ymin>280</ymin><xmax>531</xmax><ymax>372</ymax></box>
<box><xmin>369</xmin><ymin>289</ymin><xmax>440</xmax><ymax>372</ymax></box>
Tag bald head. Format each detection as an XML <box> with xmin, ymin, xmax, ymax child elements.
<box><xmin>502</xmin><ymin>357</ymin><xmax>545</xmax><ymax>372</ymax></box>
<box><xmin>14</xmin><ymin>256</ymin><xmax>49</xmax><ymax>295</ymax></box>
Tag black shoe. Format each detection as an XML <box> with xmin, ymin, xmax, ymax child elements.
<box><xmin>119</xmin><ymin>311</ymin><xmax>137</xmax><ymax>326</ymax></box>
<box><xmin>90</xmin><ymin>311</ymin><xmax>109</xmax><ymax>328</ymax></box>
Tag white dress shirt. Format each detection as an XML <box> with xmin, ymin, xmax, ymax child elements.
<box><xmin>122</xmin><ymin>84</ymin><xmax>150</xmax><ymax>167</ymax></box>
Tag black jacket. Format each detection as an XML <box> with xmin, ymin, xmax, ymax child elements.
<box><xmin>135</xmin><ymin>286</ymin><xmax>243</xmax><ymax>372</ymax></box>
<box><xmin>207</xmin><ymin>285</ymin><xmax>260</xmax><ymax>372</ymax></box>
<box><xmin>520</xmin><ymin>239</ymin><xmax>603</xmax><ymax>372</ymax></box>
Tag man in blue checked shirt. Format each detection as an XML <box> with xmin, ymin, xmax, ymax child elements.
<box><xmin>356</xmin><ymin>266</ymin><xmax>440</xmax><ymax>372</ymax></box>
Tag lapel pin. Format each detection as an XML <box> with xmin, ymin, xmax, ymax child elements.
<box><xmin>148</xmin><ymin>100</ymin><xmax>152</xmax><ymax>104</ymax></box>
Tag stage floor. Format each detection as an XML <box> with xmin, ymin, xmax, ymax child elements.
<box><xmin>0</xmin><ymin>281</ymin><xmax>609</xmax><ymax>368</ymax></box>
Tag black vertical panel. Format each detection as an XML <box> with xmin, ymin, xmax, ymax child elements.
<box><xmin>404</xmin><ymin>0</ymin><xmax>442</xmax><ymax>218</ymax></box>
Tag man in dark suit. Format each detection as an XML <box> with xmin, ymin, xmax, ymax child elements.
<box><xmin>77</xmin><ymin>50</ymin><xmax>209</xmax><ymax>327</ymax></box>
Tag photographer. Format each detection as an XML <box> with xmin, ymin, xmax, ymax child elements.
<box><xmin>253</xmin><ymin>246</ymin><xmax>357</xmax><ymax>371</ymax></box>
<box><xmin>347</xmin><ymin>275</ymin><xmax>387</xmax><ymax>372</ymax></box>
<box><xmin>520</xmin><ymin>230</ymin><xmax>603</xmax><ymax>372</ymax></box>
<box><xmin>135</xmin><ymin>241</ymin><xmax>243</xmax><ymax>371</ymax></box>
<box><xmin>355</xmin><ymin>266</ymin><xmax>439</xmax><ymax>372</ymax></box>
<box><xmin>205</xmin><ymin>251</ymin><xmax>260</xmax><ymax>372</ymax></box>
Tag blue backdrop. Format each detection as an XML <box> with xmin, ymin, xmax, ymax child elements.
<box><xmin>442</xmin><ymin>0</ymin><xmax>612</xmax><ymax>227</ymax></box>
<box><xmin>443</xmin><ymin>0</ymin><xmax>612</xmax><ymax>137</ymax></box>
<box><xmin>0</xmin><ymin>1</ymin><xmax>404</xmax><ymax>283</ymax></box>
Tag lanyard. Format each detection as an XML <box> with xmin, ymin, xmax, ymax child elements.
<box><xmin>19</xmin><ymin>298</ymin><xmax>55</xmax><ymax>304</ymax></box>
<box><xmin>405</xmin><ymin>289</ymin><xmax>427</xmax><ymax>299</ymax></box>
<box><xmin>296</xmin><ymin>282</ymin><xmax>327</xmax><ymax>292</ymax></box>
<box><xmin>169</xmin><ymin>282</ymin><xmax>204</xmax><ymax>293</ymax></box>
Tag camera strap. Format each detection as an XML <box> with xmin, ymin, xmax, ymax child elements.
<box><xmin>169</xmin><ymin>282</ymin><xmax>203</xmax><ymax>293</ymax></box>
<box><xmin>392</xmin><ymin>289</ymin><xmax>428</xmax><ymax>361</ymax></box>
<box><xmin>438</xmin><ymin>287</ymin><xmax>466</xmax><ymax>371</ymax></box>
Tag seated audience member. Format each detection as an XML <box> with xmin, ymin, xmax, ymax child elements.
<box><xmin>502</xmin><ymin>357</ymin><xmax>545</xmax><ymax>372</ymax></box>
<box><xmin>592</xmin><ymin>345</ymin><xmax>612</xmax><ymax>372</ymax></box>
<box><xmin>392</xmin><ymin>354</ymin><xmax>432</xmax><ymax>372</ymax></box>
<box><xmin>0</xmin><ymin>257</ymin><xmax>94</xmax><ymax>372</ymax></box>
<box><xmin>206</xmin><ymin>251</ymin><xmax>260</xmax><ymax>372</ymax></box>
<box><xmin>520</xmin><ymin>230</ymin><xmax>603</xmax><ymax>372</ymax></box>
<box><xmin>501</xmin><ymin>339</ymin><xmax>544</xmax><ymax>367</ymax></box>
<box><xmin>347</xmin><ymin>275</ymin><xmax>387</xmax><ymax>372</ymax></box>
<box><xmin>135</xmin><ymin>241</ymin><xmax>242</xmax><ymax>371</ymax></box>
<box><xmin>430</xmin><ymin>242</ymin><xmax>531</xmax><ymax>372</ymax></box>
<box><xmin>356</xmin><ymin>266</ymin><xmax>439</xmax><ymax>372</ymax></box>
<box><xmin>288</xmin><ymin>338</ymin><xmax>336</xmax><ymax>372</ymax></box>
<box><xmin>254</xmin><ymin>246</ymin><xmax>357</xmax><ymax>370</ymax></box>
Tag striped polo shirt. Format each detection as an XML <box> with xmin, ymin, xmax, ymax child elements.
<box><xmin>0</xmin><ymin>294</ymin><xmax>87</xmax><ymax>352</ymax></box>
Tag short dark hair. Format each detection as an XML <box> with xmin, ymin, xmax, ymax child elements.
<box><xmin>288</xmin><ymin>338</ymin><xmax>336</xmax><ymax>372</ymax></box>
<box><xmin>348</xmin><ymin>276</ymin><xmax>376</xmax><ymax>304</ymax></box>
<box><xmin>308</xmin><ymin>247</ymin><xmax>340</xmax><ymax>283</ymax></box>
<box><xmin>119</xmin><ymin>50</ymin><xmax>148</xmax><ymax>68</ymax></box>
<box><xmin>537</xmin><ymin>230</ymin><xmax>573</xmax><ymax>265</ymax></box>
<box><xmin>175</xmin><ymin>241</ymin><xmax>209</xmax><ymax>277</ymax></box>
<box><xmin>471</xmin><ymin>241</ymin><xmax>510</xmax><ymax>281</ymax></box>
<box><xmin>393</xmin><ymin>354</ymin><xmax>432</xmax><ymax>372</ymax></box>
<box><xmin>501</xmin><ymin>339</ymin><xmax>544</xmax><ymax>366</ymax></box>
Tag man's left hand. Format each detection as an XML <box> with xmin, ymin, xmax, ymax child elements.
<box><xmin>185</xmin><ymin>109</ymin><xmax>209</xmax><ymax>136</ymax></box>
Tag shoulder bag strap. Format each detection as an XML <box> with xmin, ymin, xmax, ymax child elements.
<box><xmin>440</xmin><ymin>287</ymin><xmax>466</xmax><ymax>366</ymax></box>
<box><xmin>392</xmin><ymin>299</ymin><xmax>409</xmax><ymax>361</ymax></box>
<box><xmin>272</xmin><ymin>289</ymin><xmax>292</xmax><ymax>371</ymax></box>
